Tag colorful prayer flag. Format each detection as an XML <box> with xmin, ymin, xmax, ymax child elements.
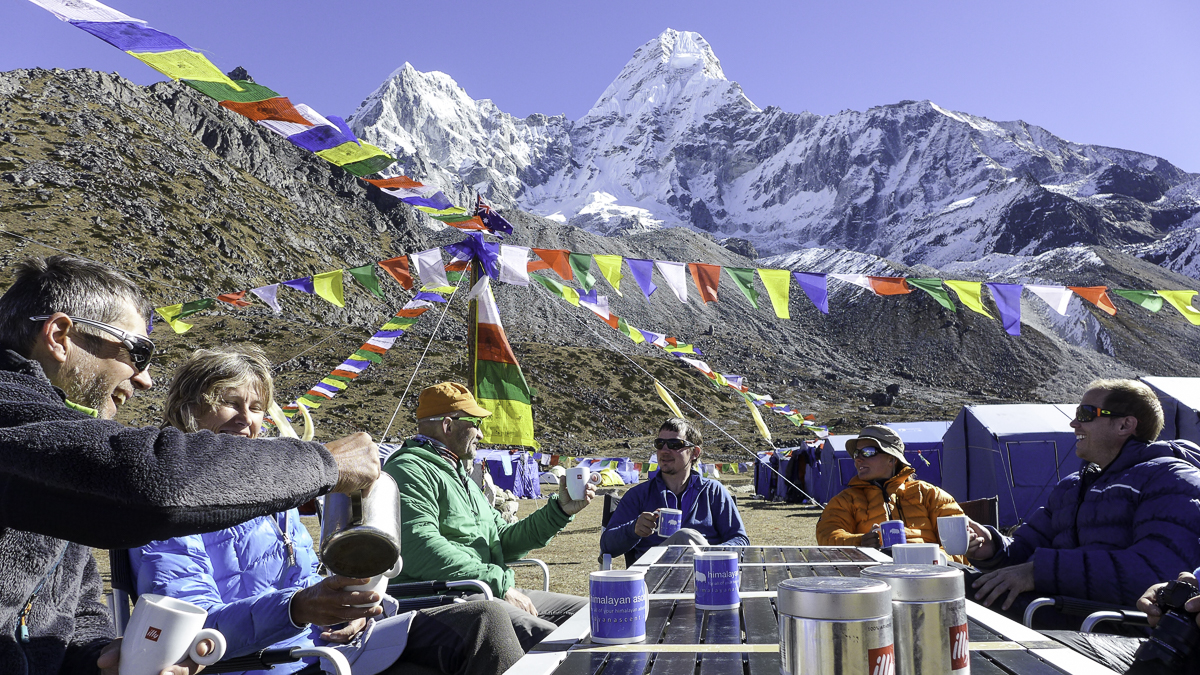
<box><xmin>1067</xmin><ymin>286</ymin><xmax>1118</xmax><ymax>316</ymax></box>
<box><xmin>568</xmin><ymin>253</ymin><xmax>597</xmax><ymax>292</ymax></box>
<box><xmin>726</xmin><ymin>267</ymin><xmax>759</xmax><ymax>309</ymax></box>
<box><xmin>688</xmin><ymin>263</ymin><xmax>722</xmax><ymax>304</ymax></box>
<box><xmin>474</xmin><ymin>283</ymin><xmax>538</xmax><ymax>448</ymax></box>
<box><xmin>907</xmin><ymin>278</ymin><xmax>955</xmax><ymax>311</ymax></box>
<box><xmin>348</xmin><ymin>264</ymin><xmax>385</xmax><ymax>299</ymax></box>
<box><xmin>987</xmin><ymin>283</ymin><xmax>1023</xmax><ymax>336</ymax></box>
<box><xmin>593</xmin><ymin>254</ymin><xmax>624</xmax><ymax>296</ymax></box>
<box><xmin>758</xmin><ymin>269</ymin><xmax>791</xmax><ymax>319</ymax></box>
<box><xmin>626</xmin><ymin>258</ymin><xmax>658</xmax><ymax>299</ymax></box>
<box><xmin>1113</xmin><ymin>289</ymin><xmax>1164</xmax><ymax>313</ymax></box>
<box><xmin>1158</xmin><ymin>290</ymin><xmax>1200</xmax><ymax>325</ymax></box>
<box><xmin>1025</xmin><ymin>285</ymin><xmax>1074</xmax><ymax>315</ymax></box>
<box><xmin>793</xmin><ymin>272</ymin><xmax>828</xmax><ymax>314</ymax></box>
<box><xmin>944</xmin><ymin>281</ymin><xmax>994</xmax><ymax>318</ymax></box>
<box><xmin>655</xmin><ymin>261</ymin><xmax>689</xmax><ymax>303</ymax></box>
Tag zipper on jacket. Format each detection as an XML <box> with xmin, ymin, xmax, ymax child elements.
<box><xmin>13</xmin><ymin>545</ymin><xmax>69</xmax><ymax>675</ymax></box>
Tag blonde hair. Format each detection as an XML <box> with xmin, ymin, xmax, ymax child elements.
<box><xmin>1087</xmin><ymin>379</ymin><xmax>1165</xmax><ymax>443</ymax></box>
<box><xmin>163</xmin><ymin>346</ymin><xmax>274</xmax><ymax>433</ymax></box>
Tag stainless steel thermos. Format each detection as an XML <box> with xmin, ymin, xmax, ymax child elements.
<box><xmin>319</xmin><ymin>473</ymin><xmax>403</xmax><ymax>578</ymax></box>
<box><xmin>778</xmin><ymin>577</ymin><xmax>895</xmax><ymax>675</ymax></box>
<box><xmin>861</xmin><ymin>564</ymin><xmax>970</xmax><ymax>675</ymax></box>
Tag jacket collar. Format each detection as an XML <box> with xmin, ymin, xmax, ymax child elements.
<box><xmin>1095</xmin><ymin>437</ymin><xmax>1160</xmax><ymax>476</ymax></box>
<box><xmin>0</xmin><ymin>348</ymin><xmax>71</xmax><ymax>405</ymax></box>
<box><xmin>847</xmin><ymin>464</ymin><xmax>916</xmax><ymax>490</ymax></box>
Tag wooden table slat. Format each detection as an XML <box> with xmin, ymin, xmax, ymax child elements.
<box><xmin>969</xmin><ymin>651</ymin><xmax>1014</xmax><ymax>675</ymax></box>
<box><xmin>645</xmin><ymin>599</ymin><xmax>676</xmax><ymax>644</ymax></box>
<box><xmin>660</xmin><ymin>547</ymin><xmax>686</xmax><ymax>565</ymax></box>
<box><xmin>763</xmin><ymin>547</ymin><xmax>785</xmax><ymax>563</ymax></box>
<box><xmin>549</xmin><ymin>651</ymin><xmax>608</xmax><ymax>675</ymax></box>
<box><xmin>646</xmin><ymin>652</ymin><xmax>696</xmax><ymax>675</ymax></box>
<box><xmin>703</xmin><ymin>610</ymin><xmax>742</xmax><ymax>645</ymax></box>
<box><xmin>764</xmin><ymin>564</ymin><xmax>790</xmax><ymax>588</ymax></box>
<box><xmin>745</xmin><ymin>652</ymin><xmax>779</xmax><ymax>675</ymax></box>
<box><xmin>741</xmin><ymin>547</ymin><xmax>765</xmax><ymax>564</ymax></box>
<box><xmin>781</xmin><ymin>548</ymin><xmax>805</xmax><ymax>563</ymax></box>
<box><xmin>741</xmin><ymin>598</ymin><xmax>778</xmax><ymax>645</ymax></box>
<box><xmin>740</xmin><ymin>564</ymin><xmax>766</xmax><ymax>592</ymax></box>
<box><xmin>649</xmin><ymin>599</ymin><xmax>701</xmax><ymax>675</ymax></box>
<box><xmin>968</xmin><ymin>617</ymin><xmax>1005</xmax><ymax>643</ymax></box>
<box><xmin>598</xmin><ymin>650</ymin><xmax>653</xmax><ymax>675</ymax></box>
<box><xmin>981</xmin><ymin>649</ymin><xmax>1071</xmax><ymax>675</ymax></box>
<box><xmin>660</xmin><ymin>566</ymin><xmax>693</xmax><ymax>594</ymax></box>
<box><xmin>644</xmin><ymin>567</ymin><xmax>670</xmax><ymax>594</ymax></box>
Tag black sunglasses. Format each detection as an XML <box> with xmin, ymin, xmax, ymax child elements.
<box><xmin>849</xmin><ymin>446</ymin><xmax>882</xmax><ymax>460</ymax></box>
<box><xmin>1075</xmin><ymin>404</ymin><xmax>1126</xmax><ymax>424</ymax></box>
<box><xmin>30</xmin><ymin>315</ymin><xmax>155</xmax><ymax>373</ymax></box>
<box><xmin>654</xmin><ymin>438</ymin><xmax>695</xmax><ymax>451</ymax></box>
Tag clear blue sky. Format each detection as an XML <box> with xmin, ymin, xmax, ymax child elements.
<box><xmin>4</xmin><ymin>0</ymin><xmax>1198</xmax><ymax>172</ymax></box>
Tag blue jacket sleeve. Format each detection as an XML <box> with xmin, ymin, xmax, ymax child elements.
<box><xmin>599</xmin><ymin>487</ymin><xmax>648</xmax><ymax>556</ymax></box>
<box><xmin>711</xmin><ymin>487</ymin><xmax>750</xmax><ymax>547</ymax></box>
<box><xmin>130</xmin><ymin>534</ymin><xmax>308</xmax><ymax>658</ymax></box>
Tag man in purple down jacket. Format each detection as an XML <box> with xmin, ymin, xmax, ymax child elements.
<box><xmin>967</xmin><ymin>379</ymin><xmax>1200</xmax><ymax>628</ymax></box>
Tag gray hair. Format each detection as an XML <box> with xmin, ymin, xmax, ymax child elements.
<box><xmin>0</xmin><ymin>255</ymin><xmax>151</xmax><ymax>355</ymax></box>
<box><xmin>162</xmin><ymin>346</ymin><xmax>274</xmax><ymax>433</ymax></box>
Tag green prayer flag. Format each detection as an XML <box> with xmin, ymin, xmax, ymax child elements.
<box><xmin>567</xmin><ymin>253</ymin><xmax>597</xmax><ymax>292</ymax></box>
<box><xmin>348</xmin><ymin>265</ymin><xmax>385</xmax><ymax>300</ymax></box>
<box><xmin>1113</xmin><ymin>289</ymin><xmax>1163</xmax><ymax>313</ymax></box>
<box><xmin>532</xmin><ymin>274</ymin><xmax>580</xmax><ymax>306</ymax></box>
<box><xmin>908</xmin><ymin>278</ymin><xmax>956</xmax><ymax>311</ymax></box>
<box><xmin>179</xmin><ymin>298</ymin><xmax>216</xmax><ymax>317</ymax></box>
<box><xmin>726</xmin><ymin>267</ymin><xmax>760</xmax><ymax>309</ymax></box>
<box><xmin>341</xmin><ymin>154</ymin><xmax>396</xmax><ymax>177</ymax></box>
<box><xmin>352</xmin><ymin>349</ymin><xmax>383</xmax><ymax>363</ymax></box>
<box><xmin>182</xmin><ymin>79</ymin><xmax>280</xmax><ymax>102</ymax></box>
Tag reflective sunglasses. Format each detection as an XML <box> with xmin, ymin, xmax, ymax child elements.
<box><xmin>1075</xmin><ymin>404</ymin><xmax>1126</xmax><ymax>424</ymax></box>
<box><xmin>432</xmin><ymin>414</ymin><xmax>485</xmax><ymax>428</ymax></box>
<box><xmin>30</xmin><ymin>315</ymin><xmax>155</xmax><ymax>373</ymax></box>
<box><xmin>849</xmin><ymin>445</ymin><xmax>882</xmax><ymax>460</ymax></box>
<box><xmin>654</xmin><ymin>438</ymin><xmax>695</xmax><ymax>451</ymax></box>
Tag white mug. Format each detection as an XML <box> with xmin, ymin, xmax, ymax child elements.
<box><xmin>566</xmin><ymin>466</ymin><xmax>601</xmax><ymax>500</ymax></box>
<box><xmin>344</xmin><ymin>574</ymin><xmax>389</xmax><ymax>608</ymax></box>
<box><xmin>890</xmin><ymin>543</ymin><xmax>943</xmax><ymax>566</ymax></box>
<box><xmin>119</xmin><ymin>594</ymin><xmax>226</xmax><ymax>675</ymax></box>
<box><xmin>937</xmin><ymin>515</ymin><xmax>971</xmax><ymax>556</ymax></box>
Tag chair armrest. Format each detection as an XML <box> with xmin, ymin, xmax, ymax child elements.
<box><xmin>1024</xmin><ymin>595</ymin><xmax>1143</xmax><ymax>628</ymax></box>
<box><xmin>1082</xmin><ymin>610</ymin><xmax>1150</xmax><ymax>633</ymax></box>
<box><xmin>387</xmin><ymin>579</ymin><xmax>494</xmax><ymax>601</ymax></box>
<box><xmin>1024</xmin><ymin>597</ymin><xmax>1057</xmax><ymax>627</ymax></box>
<box><xmin>201</xmin><ymin>648</ymin><xmax>303</xmax><ymax>673</ymax></box>
<box><xmin>511</xmin><ymin>558</ymin><xmax>550</xmax><ymax>592</ymax></box>
<box><xmin>291</xmin><ymin>647</ymin><xmax>350</xmax><ymax>675</ymax></box>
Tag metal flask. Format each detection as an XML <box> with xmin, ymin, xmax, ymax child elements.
<box><xmin>319</xmin><ymin>473</ymin><xmax>403</xmax><ymax>578</ymax></box>
<box><xmin>861</xmin><ymin>564</ymin><xmax>969</xmax><ymax>675</ymax></box>
<box><xmin>778</xmin><ymin>577</ymin><xmax>895</xmax><ymax>675</ymax></box>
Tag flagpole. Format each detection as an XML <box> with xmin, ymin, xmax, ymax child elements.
<box><xmin>467</xmin><ymin>205</ymin><xmax>482</xmax><ymax>394</ymax></box>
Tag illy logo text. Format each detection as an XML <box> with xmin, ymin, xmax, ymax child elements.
<box><xmin>145</xmin><ymin>626</ymin><xmax>162</xmax><ymax>642</ymax></box>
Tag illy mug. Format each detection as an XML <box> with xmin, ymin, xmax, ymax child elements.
<box><xmin>566</xmin><ymin>466</ymin><xmax>601</xmax><ymax>500</ymax></box>
<box><xmin>590</xmin><ymin>570</ymin><xmax>649</xmax><ymax>644</ymax></box>
<box><xmin>119</xmin><ymin>594</ymin><xmax>226</xmax><ymax>675</ymax></box>
<box><xmin>656</xmin><ymin>508</ymin><xmax>683</xmax><ymax>537</ymax></box>
<box><xmin>891</xmin><ymin>543</ymin><xmax>943</xmax><ymax>566</ymax></box>
<box><xmin>937</xmin><ymin>515</ymin><xmax>971</xmax><ymax>556</ymax></box>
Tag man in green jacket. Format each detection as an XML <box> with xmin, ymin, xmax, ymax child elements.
<box><xmin>383</xmin><ymin>382</ymin><xmax>595</xmax><ymax>651</ymax></box>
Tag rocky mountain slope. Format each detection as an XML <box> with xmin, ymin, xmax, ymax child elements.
<box><xmin>3</xmin><ymin>67</ymin><xmax>1199</xmax><ymax>459</ymax></box>
<box><xmin>349</xmin><ymin>29</ymin><xmax>1200</xmax><ymax>275</ymax></box>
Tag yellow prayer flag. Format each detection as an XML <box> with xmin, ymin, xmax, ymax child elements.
<box><xmin>155</xmin><ymin>304</ymin><xmax>193</xmax><ymax>334</ymax></box>
<box><xmin>757</xmin><ymin>269</ymin><xmax>791</xmax><ymax>319</ymax></box>
<box><xmin>745</xmin><ymin>397</ymin><xmax>772</xmax><ymax>443</ymax></box>
<box><xmin>316</xmin><ymin>141</ymin><xmax>392</xmax><ymax>167</ymax></box>
<box><xmin>319</xmin><ymin>378</ymin><xmax>348</xmax><ymax>390</ymax></box>
<box><xmin>593</xmin><ymin>254</ymin><xmax>624</xmax><ymax>296</ymax></box>
<box><xmin>128</xmin><ymin>50</ymin><xmax>243</xmax><ymax>89</ymax></box>
<box><xmin>312</xmin><ymin>270</ymin><xmax>345</xmax><ymax>307</ymax></box>
<box><xmin>654</xmin><ymin>379</ymin><xmax>685</xmax><ymax>418</ymax></box>
<box><xmin>1158</xmin><ymin>290</ymin><xmax>1200</xmax><ymax>326</ymax></box>
<box><xmin>945</xmin><ymin>280</ymin><xmax>994</xmax><ymax>318</ymax></box>
<box><xmin>562</xmin><ymin>286</ymin><xmax>580</xmax><ymax>306</ymax></box>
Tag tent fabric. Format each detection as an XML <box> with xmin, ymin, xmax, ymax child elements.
<box><xmin>942</xmin><ymin>404</ymin><xmax>1081</xmax><ymax>528</ymax></box>
<box><xmin>1141</xmin><ymin>377</ymin><xmax>1200</xmax><ymax>445</ymax></box>
<box><xmin>475</xmin><ymin>450</ymin><xmax>541</xmax><ymax>499</ymax></box>
<box><xmin>813</xmin><ymin>423</ymin><xmax>951</xmax><ymax>504</ymax></box>
<box><xmin>576</xmin><ymin>457</ymin><xmax>640</xmax><ymax>485</ymax></box>
<box><xmin>597</xmin><ymin>469</ymin><xmax>625</xmax><ymax>487</ymax></box>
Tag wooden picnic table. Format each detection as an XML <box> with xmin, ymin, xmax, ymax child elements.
<box><xmin>504</xmin><ymin>546</ymin><xmax>1119</xmax><ymax>675</ymax></box>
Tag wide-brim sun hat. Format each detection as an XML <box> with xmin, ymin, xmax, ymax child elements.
<box><xmin>415</xmin><ymin>382</ymin><xmax>493</xmax><ymax>420</ymax></box>
<box><xmin>846</xmin><ymin>424</ymin><xmax>908</xmax><ymax>465</ymax></box>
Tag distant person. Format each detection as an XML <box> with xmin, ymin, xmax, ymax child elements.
<box><xmin>0</xmin><ymin>256</ymin><xmax>379</xmax><ymax>675</ymax></box>
<box><xmin>382</xmin><ymin>382</ymin><xmax>595</xmax><ymax>652</ymax></box>
<box><xmin>131</xmin><ymin>347</ymin><xmax>523</xmax><ymax>675</ymax></box>
<box><xmin>968</xmin><ymin>379</ymin><xmax>1200</xmax><ymax>628</ymax></box>
<box><xmin>600</xmin><ymin>418</ymin><xmax>749</xmax><ymax>568</ymax></box>
<box><xmin>816</xmin><ymin>425</ymin><xmax>966</xmax><ymax>562</ymax></box>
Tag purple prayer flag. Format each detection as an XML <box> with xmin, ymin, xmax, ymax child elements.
<box><xmin>146</xmin><ymin>314</ymin><xmax>154</xmax><ymax>334</ymax></box>
<box><xmin>793</xmin><ymin>272</ymin><xmax>829</xmax><ymax>314</ymax></box>
<box><xmin>325</xmin><ymin>116</ymin><xmax>361</xmax><ymax>146</ymax></box>
<box><xmin>987</xmin><ymin>283</ymin><xmax>1023</xmax><ymax>336</ymax></box>
<box><xmin>399</xmin><ymin>193</ymin><xmax>454</xmax><ymax>210</ymax></box>
<box><xmin>71</xmin><ymin>21</ymin><xmax>191</xmax><ymax>52</ymax></box>
<box><xmin>339</xmin><ymin>360</ymin><xmax>370</xmax><ymax>372</ymax></box>
<box><xmin>578</xmin><ymin>289</ymin><xmax>599</xmax><ymax>305</ymax></box>
<box><xmin>627</xmin><ymin>259</ymin><xmax>657</xmax><ymax>299</ymax></box>
<box><xmin>287</xmin><ymin>124</ymin><xmax>352</xmax><ymax>153</ymax></box>
<box><xmin>313</xmin><ymin>383</ymin><xmax>339</xmax><ymax>396</ymax></box>
<box><xmin>373</xmin><ymin>329</ymin><xmax>407</xmax><ymax>338</ymax></box>
<box><xmin>413</xmin><ymin>291</ymin><xmax>447</xmax><ymax>303</ymax></box>
<box><xmin>444</xmin><ymin>233</ymin><xmax>501</xmax><ymax>279</ymax></box>
<box><xmin>282</xmin><ymin>277</ymin><xmax>314</xmax><ymax>294</ymax></box>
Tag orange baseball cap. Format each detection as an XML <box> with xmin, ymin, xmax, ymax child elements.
<box><xmin>415</xmin><ymin>382</ymin><xmax>492</xmax><ymax>420</ymax></box>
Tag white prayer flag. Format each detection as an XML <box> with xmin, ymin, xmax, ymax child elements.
<box><xmin>830</xmin><ymin>274</ymin><xmax>875</xmax><ymax>294</ymax></box>
<box><xmin>499</xmin><ymin>245</ymin><xmax>531</xmax><ymax>286</ymax></box>
<box><xmin>655</xmin><ymin>261</ymin><xmax>689</xmax><ymax>303</ymax></box>
<box><xmin>580</xmin><ymin>294</ymin><xmax>610</xmax><ymax>320</ymax></box>
<box><xmin>250</xmin><ymin>284</ymin><xmax>281</xmax><ymax>313</ymax></box>
<box><xmin>29</xmin><ymin>0</ymin><xmax>145</xmax><ymax>23</ymax></box>
<box><xmin>410</xmin><ymin>248</ymin><xmax>449</xmax><ymax>290</ymax></box>
<box><xmin>1026</xmin><ymin>285</ymin><xmax>1074</xmax><ymax>316</ymax></box>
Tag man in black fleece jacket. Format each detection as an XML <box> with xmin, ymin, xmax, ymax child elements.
<box><xmin>0</xmin><ymin>256</ymin><xmax>380</xmax><ymax>675</ymax></box>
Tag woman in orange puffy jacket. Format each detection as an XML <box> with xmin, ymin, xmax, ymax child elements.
<box><xmin>816</xmin><ymin>424</ymin><xmax>966</xmax><ymax>562</ymax></box>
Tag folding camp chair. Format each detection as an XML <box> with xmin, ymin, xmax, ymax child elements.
<box><xmin>958</xmin><ymin>496</ymin><xmax>1000</xmax><ymax>529</ymax></box>
<box><xmin>1024</xmin><ymin>595</ymin><xmax>1150</xmax><ymax>633</ymax></box>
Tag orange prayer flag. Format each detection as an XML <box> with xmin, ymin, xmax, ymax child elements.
<box><xmin>688</xmin><ymin>263</ymin><xmax>722</xmax><ymax>303</ymax></box>
<box><xmin>365</xmin><ymin>176</ymin><xmax>425</xmax><ymax>189</ymax></box>
<box><xmin>444</xmin><ymin>216</ymin><xmax>489</xmax><ymax>232</ymax></box>
<box><xmin>527</xmin><ymin>260</ymin><xmax>552</xmax><ymax>273</ymax></box>
<box><xmin>219</xmin><ymin>97</ymin><xmax>310</xmax><ymax>125</ymax></box>
<box><xmin>217</xmin><ymin>290</ymin><xmax>251</xmax><ymax>307</ymax></box>
<box><xmin>378</xmin><ymin>256</ymin><xmax>413</xmax><ymax>290</ymax></box>
<box><xmin>531</xmin><ymin>249</ymin><xmax>574</xmax><ymax>281</ymax></box>
<box><xmin>1067</xmin><ymin>286</ymin><xmax>1118</xmax><ymax>316</ymax></box>
<box><xmin>359</xmin><ymin>343</ymin><xmax>388</xmax><ymax>355</ymax></box>
<box><xmin>394</xmin><ymin>307</ymin><xmax>429</xmax><ymax>318</ymax></box>
<box><xmin>445</xmin><ymin>260</ymin><xmax>470</xmax><ymax>273</ymax></box>
<box><xmin>868</xmin><ymin>277</ymin><xmax>912</xmax><ymax>296</ymax></box>
<box><xmin>601</xmin><ymin>312</ymin><xmax>620</xmax><ymax>330</ymax></box>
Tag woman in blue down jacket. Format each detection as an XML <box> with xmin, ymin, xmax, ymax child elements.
<box><xmin>129</xmin><ymin>346</ymin><xmax>522</xmax><ymax>675</ymax></box>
